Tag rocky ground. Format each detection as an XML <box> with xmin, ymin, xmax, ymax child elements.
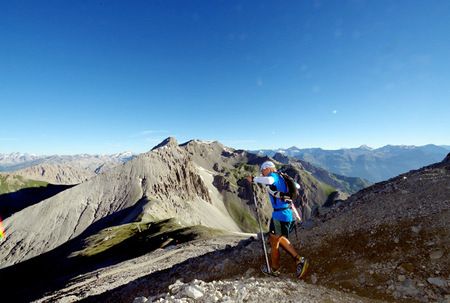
<box><xmin>39</xmin><ymin>234</ymin><xmax>381</xmax><ymax>303</ymax></box>
<box><xmin>36</xmin><ymin>235</ymin><xmax>253</xmax><ymax>302</ymax></box>
<box><xmin>137</xmin><ymin>276</ymin><xmax>381</xmax><ymax>303</ymax></box>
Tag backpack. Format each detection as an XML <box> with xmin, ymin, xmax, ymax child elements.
<box><xmin>268</xmin><ymin>172</ymin><xmax>299</xmax><ymax>202</ymax></box>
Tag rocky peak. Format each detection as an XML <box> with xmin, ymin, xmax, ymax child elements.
<box><xmin>179</xmin><ymin>139</ymin><xmax>225</xmax><ymax>150</ymax></box>
<box><xmin>442</xmin><ymin>152</ymin><xmax>450</xmax><ymax>164</ymax></box>
<box><xmin>151</xmin><ymin>137</ymin><xmax>179</xmax><ymax>151</ymax></box>
<box><xmin>14</xmin><ymin>163</ymin><xmax>93</xmax><ymax>185</ymax></box>
<box><xmin>359</xmin><ymin>144</ymin><xmax>373</xmax><ymax>150</ymax></box>
<box><xmin>273</xmin><ymin>152</ymin><xmax>290</xmax><ymax>164</ymax></box>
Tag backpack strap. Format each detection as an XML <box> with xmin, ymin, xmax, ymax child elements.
<box><xmin>267</xmin><ymin>173</ymin><xmax>292</xmax><ymax>202</ymax></box>
<box><xmin>273</xmin><ymin>206</ymin><xmax>290</xmax><ymax>212</ymax></box>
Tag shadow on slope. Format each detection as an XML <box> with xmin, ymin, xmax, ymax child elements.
<box><xmin>0</xmin><ymin>197</ymin><xmax>224</xmax><ymax>303</ymax></box>
<box><xmin>0</xmin><ymin>184</ymin><xmax>74</xmax><ymax>218</ymax></box>
<box><xmin>79</xmin><ymin>237</ymin><xmax>261</xmax><ymax>303</ymax></box>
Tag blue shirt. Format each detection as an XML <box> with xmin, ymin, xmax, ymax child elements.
<box><xmin>267</xmin><ymin>172</ymin><xmax>294</xmax><ymax>222</ymax></box>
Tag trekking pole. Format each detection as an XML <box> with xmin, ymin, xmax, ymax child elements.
<box><xmin>291</xmin><ymin>202</ymin><xmax>301</xmax><ymax>241</ymax></box>
<box><xmin>252</xmin><ymin>184</ymin><xmax>271</xmax><ymax>274</ymax></box>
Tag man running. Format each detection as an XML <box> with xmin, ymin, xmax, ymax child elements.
<box><xmin>247</xmin><ymin>161</ymin><xmax>308</xmax><ymax>278</ymax></box>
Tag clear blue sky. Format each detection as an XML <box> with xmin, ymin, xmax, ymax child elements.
<box><xmin>1</xmin><ymin>0</ymin><xmax>449</xmax><ymax>154</ymax></box>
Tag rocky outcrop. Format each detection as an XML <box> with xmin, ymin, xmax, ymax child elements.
<box><xmin>272</xmin><ymin>152</ymin><xmax>291</xmax><ymax>165</ymax></box>
<box><xmin>136</xmin><ymin>277</ymin><xmax>375</xmax><ymax>303</ymax></box>
<box><xmin>321</xmin><ymin>190</ymin><xmax>349</xmax><ymax>208</ymax></box>
<box><xmin>151</xmin><ymin>137</ymin><xmax>179</xmax><ymax>151</ymax></box>
<box><xmin>180</xmin><ymin>139</ymin><xmax>238</xmax><ymax>172</ymax></box>
<box><xmin>14</xmin><ymin>163</ymin><xmax>94</xmax><ymax>185</ymax></box>
<box><xmin>213</xmin><ymin>175</ymin><xmax>230</xmax><ymax>192</ymax></box>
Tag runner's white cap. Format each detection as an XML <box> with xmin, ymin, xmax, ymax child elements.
<box><xmin>260</xmin><ymin>161</ymin><xmax>275</xmax><ymax>171</ymax></box>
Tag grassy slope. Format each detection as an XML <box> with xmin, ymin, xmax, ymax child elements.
<box><xmin>319</xmin><ymin>180</ymin><xmax>337</xmax><ymax>197</ymax></box>
<box><xmin>222</xmin><ymin>191</ymin><xmax>259</xmax><ymax>232</ymax></box>
<box><xmin>330</xmin><ymin>174</ymin><xmax>371</xmax><ymax>194</ymax></box>
<box><xmin>0</xmin><ymin>174</ymin><xmax>48</xmax><ymax>195</ymax></box>
<box><xmin>72</xmin><ymin>218</ymin><xmax>227</xmax><ymax>259</ymax></box>
<box><xmin>223</xmin><ymin>163</ymin><xmax>261</xmax><ymax>233</ymax></box>
<box><xmin>296</xmin><ymin>168</ymin><xmax>337</xmax><ymax>207</ymax></box>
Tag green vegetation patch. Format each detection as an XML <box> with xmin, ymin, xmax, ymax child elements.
<box><xmin>320</xmin><ymin>182</ymin><xmax>337</xmax><ymax>197</ymax></box>
<box><xmin>226</xmin><ymin>163</ymin><xmax>259</xmax><ymax>187</ymax></box>
<box><xmin>304</xmin><ymin>169</ymin><xmax>338</xmax><ymax>197</ymax></box>
<box><xmin>222</xmin><ymin>192</ymin><xmax>259</xmax><ymax>233</ymax></box>
<box><xmin>0</xmin><ymin>174</ymin><xmax>49</xmax><ymax>195</ymax></box>
<box><xmin>217</xmin><ymin>163</ymin><xmax>260</xmax><ymax>233</ymax></box>
<box><xmin>73</xmin><ymin>218</ymin><xmax>227</xmax><ymax>258</ymax></box>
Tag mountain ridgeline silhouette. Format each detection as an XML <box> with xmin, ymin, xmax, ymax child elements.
<box><xmin>253</xmin><ymin>144</ymin><xmax>450</xmax><ymax>182</ymax></box>
<box><xmin>0</xmin><ymin>152</ymin><xmax>135</xmax><ymax>183</ymax></box>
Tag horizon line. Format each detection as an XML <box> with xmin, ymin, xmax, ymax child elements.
<box><xmin>0</xmin><ymin>142</ymin><xmax>449</xmax><ymax>157</ymax></box>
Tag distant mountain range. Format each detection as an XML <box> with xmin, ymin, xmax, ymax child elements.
<box><xmin>0</xmin><ymin>152</ymin><xmax>135</xmax><ymax>172</ymax></box>
<box><xmin>272</xmin><ymin>152</ymin><xmax>371</xmax><ymax>195</ymax></box>
<box><xmin>0</xmin><ymin>152</ymin><xmax>135</xmax><ymax>184</ymax></box>
<box><xmin>252</xmin><ymin>144</ymin><xmax>450</xmax><ymax>182</ymax></box>
<box><xmin>3</xmin><ymin>144</ymin><xmax>448</xmax><ymax>184</ymax></box>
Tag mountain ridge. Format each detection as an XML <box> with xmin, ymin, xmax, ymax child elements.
<box><xmin>0</xmin><ymin>140</ymin><xmax>230</xmax><ymax>268</ymax></box>
<box><xmin>0</xmin><ymin>152</ymin><xmax>135</xmax><ymax>173</ymax></box>
<box><xmin>273</xmin><ymin>152</ymin><xmax>371</xmax><ymax>195</ymax></box>
<box><xmin>252</xmin><ymin>144</ymin><xmax>449</xmax><ymax>182</ymax></box>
